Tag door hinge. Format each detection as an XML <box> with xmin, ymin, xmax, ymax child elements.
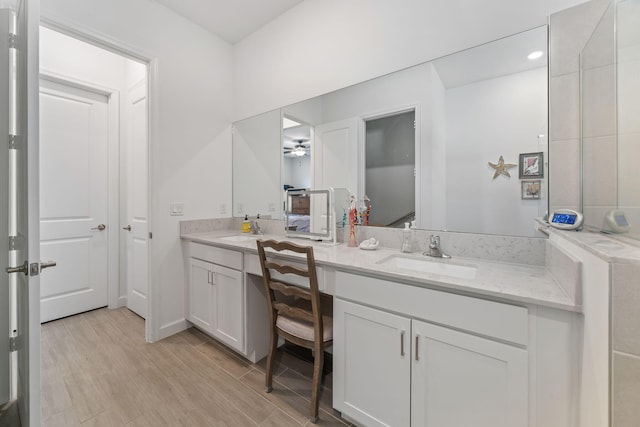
<box><xmin>8</xmin><ymin>234</ymin><xmax>26</xmax><ymax>251</ymax></box>
<box><xmin>9</xmin><ymin>334</ymin><xmax>18</xmax><ymax>352</ymax></box>
<box><xmin>8</xmin><ymin>33</ymin><xmax>17</xmax><ymax>50</ymax></box>
<box><xmin>8</xmin><ymin>134</ymin><xmax>22</xmax><ymax>150</ymax></box>
<box><xmin>149</xmin><ymin>232</ymin><xmax>153</xmax><ymax>239</ymax></box>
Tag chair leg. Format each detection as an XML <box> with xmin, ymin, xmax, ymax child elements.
<box><xmin>310</xmin><ymin>343</ymin><xmax>324</xmax><ymax>423</ymax></box>
<box><xmin>265</xmin><ymin>328</ymin><xmax>278</xmax><ymax>393</ymax></box>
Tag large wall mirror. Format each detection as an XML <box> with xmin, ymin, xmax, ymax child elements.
<box><xmin>233</xmin><ymin>25</ymin><xmax>549</xmax><ymax>238</ymax></box>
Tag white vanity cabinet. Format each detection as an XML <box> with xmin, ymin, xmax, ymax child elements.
<box><xmin>334</xmin><ymin>271</ymin><xmax>529</xmax><ymax>427</ymax></box>
<box><xmin>410</xmin><ymin>319</ymin><xmax>527</xmax><ymax>427</ymax></box>
<box><xmin>334</xmin><ymin>299</ymin><xmax>411</xmax><ymax>427</ymax></box>
<box><xmin>188</xmin><ymin>243</ymin><xmax>245</xmax><ymax>353</ymax></box>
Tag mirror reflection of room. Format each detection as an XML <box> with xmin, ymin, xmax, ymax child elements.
<box><xmin>365</xmin><ymin>110</ymin><xmax>416</xmax><ymax>227</ymax></box>
<box><xmin>232</xmin><ymin>25</ymin><xmax>549</xmax><ymax>238</ymax></box>
<box><xmin>282</xmin><ymin>115</ymin><xmax>312</xmax><ymax>194</ymax></box>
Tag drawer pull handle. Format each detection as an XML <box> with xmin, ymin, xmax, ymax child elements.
<box><xmin>415</xmin><ymin>334</ymin><xmax>420</xmax><ymax>361</ymax></box>
<box><xmin>400</xmin><ymin>330</ymin><xmax>405</xmax><ymax>356</ymax></box>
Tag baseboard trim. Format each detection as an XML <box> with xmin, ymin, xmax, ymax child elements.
<box><xmin>159</xmin><ymin>318</ymin><xmax>188</xmax><ymax>340</ymax></box>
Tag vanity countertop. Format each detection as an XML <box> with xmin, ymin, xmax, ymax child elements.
<box><xmin>181</xmin><ymin>230</ymin><xmax>580</xmax><ymax>313</ymax></box>
<box><xmin>549</xmin><ymin>228</ymin><xmax>640</xmax><ymax>264</ymax></box>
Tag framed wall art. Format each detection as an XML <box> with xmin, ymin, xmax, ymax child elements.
<box><xmin>521</xmin><ymin>180</ymin><xmax>542</xmax><ymax>199</ymax></box>
<box><xmin>519</xmin><ymin>152</ymin><xmax>544</xmax><ymax>179</ymax></box>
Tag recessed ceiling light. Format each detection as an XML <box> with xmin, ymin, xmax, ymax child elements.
<box><xmin>528</xmin><ymin>51</ymin><xmax>544</xmax><ymax>60</ymax></box>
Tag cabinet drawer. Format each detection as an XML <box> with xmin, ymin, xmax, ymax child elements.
<box><xmin>335</xmin><ymin>271</ymin><xmax>528</xmax><ymax>346</ymax></box>
<box><xmin>245</xmin><ymin>253</ymin><xmax>325</xmax><ymax>292</ymax></box>
<box><xmin>190</xmin><ymin>243</ymin><xmax>243</xmax><ymax>270</ymax></box>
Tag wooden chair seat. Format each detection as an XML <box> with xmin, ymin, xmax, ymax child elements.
<box><xmin>277</xmin><ymin>300</ymin><xmax>333</xmax><ymax>343</ymax></box>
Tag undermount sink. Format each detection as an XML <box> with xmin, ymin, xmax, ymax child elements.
<box><xmin>377</xmin><ymin>255</ymin><xmax>477</xmax><ymax>279</ymax></box>
<box><xmin>219</xmin><ymin>234</ymin><xmax>260</xmax><ymax>242</ymax></box>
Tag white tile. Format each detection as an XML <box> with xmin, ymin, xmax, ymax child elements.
<box><xmin>618</xmin><ymin>58</ymin><xmax>640</xmax><ymax>135</ymax></box>
<box><xmin>582</xmin><ymin>136</ymin><xmax>617</xmax><ymax>206</ymax></box>
<box><xmin>613</xmin><ymin>352</ymin><xmax>640</xmax><ymax>426</ymax></box>
<box><xmin>550</xmin><ymin>73</ymin><xmax>580</xmax><ymax>141</ymax></box>
<box><xmin>582</xmin><ymin>206</ymin><xmax>615</xmax><ymax>230</ymax></box>
<box><xmin>613</xmin><ymin>263</ymin><xmax>640</xmax><ymax>355</ymax></box>
<box><xmin>580</xmin><ymin>3</ymin><xmax>614</xmax><ymax>70</ymax></box>
<box><xmin>618</xmin><ymin>133</ymin><xmax>640</xmax><ymax>207</ymax></box>
<box><xmin>549</xmin><ymin>0</ymin><xmax>612</xmax><ymax>77</ymax></box>
<box><xmin>582</xmin><ymin>64</ymin><xmax>616</xmax><ymax>138</ymax></box>
<box><xmin>549</xmin><ymin>139</ymin><xmax>581</xmax><ymax>209</ymax></box>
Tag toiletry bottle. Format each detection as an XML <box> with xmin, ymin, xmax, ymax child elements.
<box><xmin>242</xmin><ymin>215</ymin><xmax>250</xmax><ymax>233</ymax></box>
<box><xmin>401</xmin><ymin>222</ymin><xmax>412</xmax><ymax>253</ymax></box>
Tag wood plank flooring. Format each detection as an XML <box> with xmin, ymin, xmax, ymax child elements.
<box><xmin>41</xmin><ymin>308</ymin><xmax>351</xmax><ymax>426</ymax></box>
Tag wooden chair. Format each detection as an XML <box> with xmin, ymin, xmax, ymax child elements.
<box><xmin>256</xmin><ymin>239</ymin><xmax>333</xmax><ymax>423</ymax></box>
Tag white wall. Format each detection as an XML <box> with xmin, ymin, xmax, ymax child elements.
<box><xmin>283</xmin><ymin>155</ymin><xmax>311</xmax><ymax>189</ymax></box>
<box><xmin>445</xmin><ymin>67</ymin><xmax>547</xmax><ymax>237</ymax></box>
<box><xmin>233</xmin><ymin>0</ymin><xmax>591</xmax><ymax>121</ymax></box>
<box><xmin>40</xmin><ymin>26</ymin><xmax>129</xmax><ymax>89</ymax></box>
<box><xmin>40</xmin><ymin>0</ymin><xmax>233</xmax><ymax>340</ymax></box>
<box><xmin>233</xmin><ymin>109</ymin><xmax>281</xmax><ymax>217</ymax></box>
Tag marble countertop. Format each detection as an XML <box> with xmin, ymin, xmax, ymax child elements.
<box><xmin>549</xmin><ymin>228</ymin><xmax>640</xmax><ymax>264</ymax></box>
<box><xmin>181</xmin><ymin>230</ymin><xmax>580</xmax><ymax>313</ymax></box>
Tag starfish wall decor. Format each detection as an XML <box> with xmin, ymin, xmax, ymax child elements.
<box><xmin>488</xmin><ymin>155</ymin><xmax>517</xmax><ymax>179</ymax></box>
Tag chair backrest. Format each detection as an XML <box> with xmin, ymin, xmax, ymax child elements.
<box><xmin>256</xmin><ymin>239</ymin><xmax>322</xmax><ymax>338</ymax></box>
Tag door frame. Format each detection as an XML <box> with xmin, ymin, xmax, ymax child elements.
<box><xmin>359</xmin><ymin>104</ymin><xmax>421</xmax><ymax>227</ymax></box>
<box><xmin>39</xmin><ymin>70</ymin><xmax>120</xmax><ymax>315</ymax></box>
<box><xmin>39</xmin><ymin>17</ymin><xmax>159</xmax><ymax>342</ymax></box>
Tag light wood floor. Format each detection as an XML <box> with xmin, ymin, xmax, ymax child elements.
<box><xmin>41</xmin><ymin>307</ymin><xmax>351</xmax><ymax>426</ymax></box>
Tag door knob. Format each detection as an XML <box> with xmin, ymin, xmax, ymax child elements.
<box><xmin>6</xmin><ymin>260</ymin><xmax>56</xmax><ymax>276</ymax></box>
<box><xmin>40</xmin><ymin>261</ymin><xmax>57</xmax><ymax>270</ymax></box>
<box><xmin>122</xmin><ymin>225</ymin><xmax>131</xmax><ymax>231</ymax></box>
<box><xmin>91</xmin><ymin>224</ymin><xmax>106</xmax><ymax>231</ymax></box>
<box><xmin>5</xmin><ymin>261</ymin><xmax>28</xmax><ymax>275</ymax></box>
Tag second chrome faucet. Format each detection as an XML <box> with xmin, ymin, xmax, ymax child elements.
<box><xmin>423</xmin><ymin>235</ymin><xmax>451</xmax><ymax>259</ymax></box>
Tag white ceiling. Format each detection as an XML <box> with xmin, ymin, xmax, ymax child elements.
<box><xmin>151</xmin><ymin>0</ymin><xmax>303</xmax><ymax>44</ymax></box>
<box><xmin>433</xmin><ymin>26</ymin><xmax>548</xmax><ymax>89</ymax></box>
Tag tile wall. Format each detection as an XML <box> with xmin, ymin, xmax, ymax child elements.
<box><xmin>550</xmin><ymin>2</ymin><xmax>640</xmax><ymax>425</ymax></box>
<box><xmin>548</xmin><ymin>0</ymin><xmax>611</xmax><ymax>213</ymax></box>
<box><xmin>612</xmin><ymin>261</ymin><xmax>640</xmax><ymax>425</ymax></box>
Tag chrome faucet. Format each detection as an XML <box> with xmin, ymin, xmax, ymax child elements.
<box><xmin>250</xmin><ymin>220</ymin><xmax>263</xmax><ymax>235</ymax></box>
<box><xmin>423</xmin><ymin>235</ymin><xmax>451</xmax><ymax>259</ymax></box>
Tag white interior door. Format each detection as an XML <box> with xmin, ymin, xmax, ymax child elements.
<box><xmin>124</xmin><ymin>79</ymin><xmax>148</xmax><ymax>319</ymax></box>
<box><xmin>314</xmin><ymin>118</ymin><xmax>359</xmax><ymax>194</ymax></box>
<box><xmin>39</xmin><ymin>77</ymin><xmax>109</xmax><ymax>323</ymax></box>
<box><xmin>1</xmin><ymin>0</ymin><xmax>43</xmax><ymax>424</ymax></box>
<box><xmin>0</xmin><ymin>7</ymin><xmax>12</xmax><ymax>408</ymax></box>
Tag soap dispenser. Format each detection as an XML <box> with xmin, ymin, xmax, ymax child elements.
<box><xmin>242</xmin><ymin>215</ymin><xmax>250</xmax><ymax>233</ymax></box>
<box><xmin>401</xmin><ymin>222</ymin><xmax>412</xmax><ymax>253</ymax></box>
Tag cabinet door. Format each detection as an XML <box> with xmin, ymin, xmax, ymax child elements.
<box><xmin>411</xmin><ymin>319</ymin><xmax>528</xmax><ymax>427</ymax></box>
<box><xmin>189</xmin><ymin>258</ymin><xmax>213</xmax><ymax>331</ymax></box>
<box><xmin>211</xmin><ymin>264</ymin><xmax>245</xmax><ymax>353</ymax></box>
<box><xmin>334</xmin><ymin>299</ymin><xmax>411</xmax><ymax>427</ymax></box>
